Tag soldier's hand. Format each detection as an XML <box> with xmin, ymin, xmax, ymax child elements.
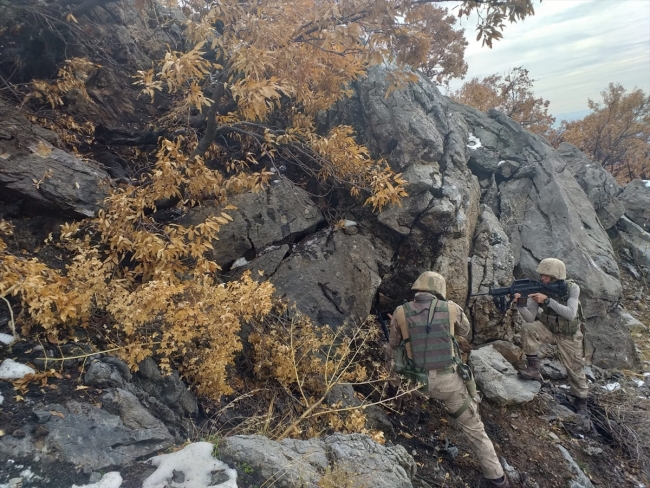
<box><xmin>529</xmin><ymin>293</ymin><xmax>547</xmax><ymax>304</ymax></box>
<box><xmin>513</xmin><ymin>293</ymin><xmax>521</xmax><ymax>300</ymax></box>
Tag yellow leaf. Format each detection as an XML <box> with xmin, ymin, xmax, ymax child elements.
<box><xmin>75</xmin><ymin>385</ymin><xmax>90</xmax><ymax>390</ymax></box>
<box><xmin>50</xmin><ymin>410</ymin><xmax>65</xmax><ymax>418</ymax></box>
<box><xmin>66</xmin><ymin>13</ymin><xmax>78</xmax><ymax>24</ymax></box>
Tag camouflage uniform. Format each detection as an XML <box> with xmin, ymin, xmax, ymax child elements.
<box><xmin>516</xmin><ymin>258</ymin><xmax>591</xmax><ymax>432</ymax></box>
<box><xmin>388</xmin><ymin>272</ymin><xmax>507</xmax><ymax>485</ymax></box>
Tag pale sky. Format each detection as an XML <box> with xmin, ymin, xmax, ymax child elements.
<box><xmin>445</xmin><ymin>0</ymin><xmax>650</xmax><ymax>122</ymax></box>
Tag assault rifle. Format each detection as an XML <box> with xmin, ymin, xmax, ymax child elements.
<box><xmin>469</xmin><ymin>278</ymin><xmax>567</xmax><ymax>313</ymax></box>
<box><xmin>375</xmin><ymin>310</ymin><xmax>391</xmax><ymax>342</ymax></box>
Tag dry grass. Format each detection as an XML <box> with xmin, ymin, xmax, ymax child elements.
<box><xmin>592</xmin><ymin>388</ymin><xmax>650</xmax><ymax>477</ymax></box>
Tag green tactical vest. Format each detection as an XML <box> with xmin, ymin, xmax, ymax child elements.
<box><xmin>402</xmin><ymin>295</ymin><xmax>454</xmax><ymax>372</ymax></box>
<box><xmin>538</xmin><ymin>279</ymin><xmax>585</xmax><ymax>336</ymax></box>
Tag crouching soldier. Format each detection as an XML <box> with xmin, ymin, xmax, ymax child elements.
<box><xmin>515</xmin><ymin>258</ymin><xmax>591</xmax><ymax>431</ymax></box>
<box><xmin>387</xmin><ymin>271</ymin><xmax>510</xmax><ymax>488</ymax></box>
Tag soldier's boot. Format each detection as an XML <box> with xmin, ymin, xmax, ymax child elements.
<box><xmin>486</xmin><ymin>475</ymin><xmax>511</xmax><ymax>488</ymax></box>
<box><xmin>574</xmin><ymin>396</ymin><xmax>593</xmax><ymax>432</ymax></box>
<box><xmin>518</xmin><ymin>355</ymin><xmax>543</xmax><ymax>382</ymax></box>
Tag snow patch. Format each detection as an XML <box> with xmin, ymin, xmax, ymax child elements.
<box><xmin>0</xmin><ymin>392</ymin><xmax>4</xmax><ymax>405</ymax></box>
<box><xmin>0</xmin><ymin>333</ymin><xmax>15</xmax><ymax>345</ymax></box>
<box><xmin>643</xmin><ymin>180</ymin><xmax>650</xmax><ymax>188</ymax></box>
<box><xmin>19</xmin><ymin>469</ymin><xmax>40</xmax><ymax>482</ymax></box>
<box><xmin>467</xmin><ymin>133</ymin><xmax>483</xmax><ymax>150</ymax></box>
<box><xmin>143</xmin><ymin>442</ymin><xmax>237</xmax><ymax>488</ymax></box>
<box><xmin>602</xmin><ymin>382</ymin><xmax>621</xmax><ymax>392</ymax></box>
<box><xmin>498</xmin><ymin>160</ymin><xmax>506</xmax><ymax>166</ymax></box>
<box><xmin>230</xmin><ymin>257</ymin><xmax>249</xmax><ymax>269</ymax></box>
<box><xmin>587</xmin><ymin>255</ymin><xmax>601</xmax><ymax>272</ymax></box>
<box><xmin>0</xmin><ymin>359</ymin><xmax>36</xmax><ymax>380</ymax></box>
<box><xmin>634</xmin><ymin>379</ymin><xmax>645</xmax><ymax>388</ymax></box>
<box><xmin>72</xmin><ymin>472</ymin><xmax>123</xmax><ymax>488</ymax></box>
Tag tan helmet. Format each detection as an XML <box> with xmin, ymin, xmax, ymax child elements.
<box><xmin>411</xmin><ymin>271</ymin><xmax>446</xmax><ymax>298</ymax></box>
<box><xmin>536</xmin><ymin>258</ymin><xmax>566</xmax><ymax>280</ymax></box>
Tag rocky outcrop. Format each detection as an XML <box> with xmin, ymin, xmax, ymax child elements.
<box><xmin>0</xmin><ymin>398</ymin><xmax>174</xmax><ymax>472</ymax></box>
<box><xmin>446</xmin><ymin>103</ymin><xmax>635</xmax><ymax>368</ymax></box>
<box><xmin>619</xmin><ymin>179</ymin><xmax>650</xmax><ymax>231</ymax></box>
<box><xmin>0</xmin><ymin>0</ymin><xmax>184</xmax><ymax>126</ymax></box>
<box><xmin>323</xmin><ymin>67</ymin><xmax>480</xmax><ymax>305</ymax></box>
<box><xmin>84</xmin><ymin>356</ymin><xmax>197</xmax><ymax>438</ymax></box>
<box><xmin>469</xmin><ymin>345</ymin><xmax>541</xmax><ymax>404</ymax></box>
<box><xmin>468</xmin><ymin>206</ymin><xmax>517</xmax><ymax>343</ymax></box>
<box><xmin>270</xmin><ymin>229</ymin><xmax>381</xmax><ymax>327</ymax></box>
<box><xmin>0</xmin><ymin>101</ymin><xmax>109</xmax><ymax>217</ymax></box>
<box><xmin>451</xmin><ymin>104</ymin><xmax>621</xmax><ymax>319</ymax></box>
<box><xmin>178</xmin><ymin>180</ymin><xmax>324</xmax><ymax>268</ymax></box>
<box><xmin>219</xmin><ymin>433</ymin><xmax>416</xmax><ymax>488</ymax></box>
<box><xmin>617</xmin><ymin>216</ymin><xmax>650</xmax><ymax>275</ymax></box>
<box><xmin>557</xmin><ymin>142</ymin><xmax>624</xmax><ymax>230</ymax></box>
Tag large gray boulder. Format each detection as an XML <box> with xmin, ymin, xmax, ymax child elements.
<box><xmin>24</xmin><ymin>400</ymin><xmax>172</xmax><ymax>471</ymax></box>
<box><xmin>469</xmin><ymin>345</ymin><xmax>541</xmax><ymax>404</ymax></box>
<box><xmin>557</xmin><ymin>142</ymin><xmax>624</xmax><ymax>230</ymax></box>
<box><xmin>322</xmin><ymin>67</ymin><xmax>480</xmax><ymax>304</ymax></box>
<box><xmin>178</xmin><ymin>179</ymin><xmax>324</xmax><ymax>267</ymax></box>
<box><xmin>618</xmin><ymin>216</ymin><xmax>650</xmax><ymax>273</ymax></box>
<box><xmin>270</xmin><ymin>229</ymin><xmax>381</xmax><ymax>327</ymax></box>
<box><xmin>619</xmin><ymin>179</ymin><xmax>650</xmax><ymax>231</ymax></box>
<box><xmin>219</xmin><ymin>433</ymin><xmax>416</xmax><ymax>488</ymax></box>
<box><xmin>0</xmin><ymin>101</ymin><xmax>109</xmax><ymax>217</ymax></box>
<box><xmin>468</xmin><ymin>206</ymin><xmax>518</xmax><ymax>343</ymax></box>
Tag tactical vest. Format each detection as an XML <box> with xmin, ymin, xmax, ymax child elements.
<box><xmin>538</xmin><ymin>280</ymin><xmax>584</xmax><ymax>335</ymax></box>
<box><xmin>402</xmin><ymin>295</ymin><xmax>454</xmax><ymax>372</ymax></box>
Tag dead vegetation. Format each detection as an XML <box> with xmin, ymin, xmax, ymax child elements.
<box><xmin>592</xmin><ymin>379</ymin><xmax>650</xmax><ymax>478</ymax></box>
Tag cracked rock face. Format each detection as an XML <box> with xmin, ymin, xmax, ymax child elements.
<box><xmin>178</xmin><ymin>180</ymin><xmax>324</xmax><ymax>267</ymax></box>
<box><xmin>618</xmin><ymin>179</ymin><xmax>650</xmax><ymax>231</ymax></box>
<box><xmin>219</xmin><ymin>433</ymin><xmax>416</xmax><ymax>488</ymax></box>
<box><xmin>449</xmin><ymin>103</ymin><xmax>635</xmax><ymax>367</ymax></box>
<box><xmin>270</xmin><ymin>229</ymin><xmax>381</xmax><ymax>328</ymax></box>
<box><xmin>322</xmin><ymin>67</ymin><xmax>480</xmax><ymax>305</ymax></box>
<box><xmin>557</xmin><ymin>142</ymin><xmax>624</xmax><ymax>230</ymax></box>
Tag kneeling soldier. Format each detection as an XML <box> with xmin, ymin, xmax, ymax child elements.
<box><xmin>515</xmin><ymin>258</ymin><xmax>591</xmax><ymax>430</ymax></box>
<box><xmin>388</xmin><ymin>271</ymin><xmax>510</xmax><ymax>488</ymax></box>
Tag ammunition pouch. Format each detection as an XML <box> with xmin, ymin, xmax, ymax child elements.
<box><xmin>540</xmin><ymin>313</ymin><xmax>580</xmax><ymax>335</ymax></box>
<box><xmin>394</xmin><ymin>339</ymin><xmax>429</xmax><ymax>391</ymax></box>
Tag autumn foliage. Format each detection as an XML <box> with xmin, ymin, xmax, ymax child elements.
<box><xmin>452</xmin><ymin>66</ymin><xmax>555</xmax><ymax>137</ymax></box>
<box><xmin>556</xmin><ymin>83</ymin><xmax>650</xmax><ymax>184</ymax></box>
<box><xmin>0</xmin><ymin>0</ymin><xmax>536</xmax><ymax>433</ymax></box>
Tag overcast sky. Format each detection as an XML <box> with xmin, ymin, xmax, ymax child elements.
<box><xmin>445</xmin><ymin>0</ymin><xmax>650</xmax><ymax>122</ymax></box>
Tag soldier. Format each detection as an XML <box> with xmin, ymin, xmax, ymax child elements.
<box><xmin>514</xmin><ymin>258</ymin><xmax>591</xmax><ymax>430</ymax></box>
<box><xmin>387</xmin><ymin>271</ymin><xmax>510</xmax><ymax>488</ymax></box>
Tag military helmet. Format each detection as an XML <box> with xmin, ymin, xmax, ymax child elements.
<box><xmin>536</xmin><ymin>258</ymin><xmax>566</xmax><ymax>280</ymax></box>
<box><xmin>411</xmin><ymin>271</ymin><xmax>446</xmax><ymax>298</ymax></box>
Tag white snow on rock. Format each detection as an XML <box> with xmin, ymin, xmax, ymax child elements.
<box><xmin>0</xmin><ymin>392</ymin><xmax>4</xmax><ymax>405</ymax></box>
<box><xmin>230</xmin><ymin>257</ymin><xmax>249</xmax><ymax>269</ymax></box>
<box><xmin>0</xmin><ymin>333</ymin><xmax>15</xmax><ymax>345</ymax></box>
<box><xmin>467</xmin><ymin>133</ymin><xmax>483</xmax><ymax>150</ymax></box>
<box><xmin>602</xmin><ymin>382</ymin><xmax>621</xmax><ymax>392</ymax></box>
<box><xmin>0</xmin><ymin>359</ymin><xmax>35</xmax><ymax>380</ymax></box>
<box><xmin>72</xmin><ymin>472</ymin><xmax>123</xmax><ymax>488</ymax></box>
<box><xmin>143</xmin><ymin>442</ymin><xmax>237</xmax><ymax>488</ymax></box>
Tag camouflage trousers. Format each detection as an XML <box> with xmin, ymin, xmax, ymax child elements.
<box><xmin>426</xmin><ymin>370</ymin><xmax>505</xmax><ymax>480</ymax></box>
<box><xmin>521</xmin><ymin>321</ymin><xmax>589</xmax><ymax>399</ymax></box>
